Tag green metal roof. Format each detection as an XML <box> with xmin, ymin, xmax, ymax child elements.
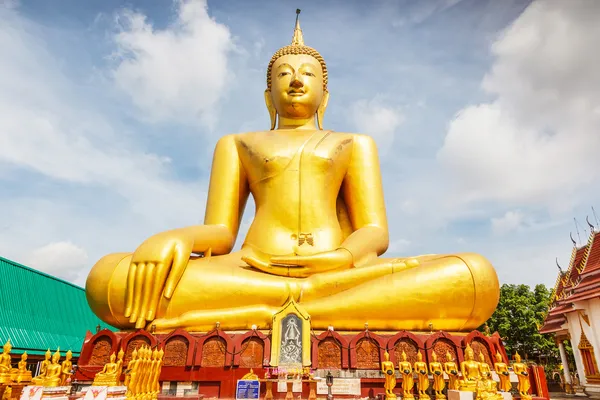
<box><xmin>0</xmin><ymin>256</ymin><xmax>114</xmax><ymax>356</ymax></box>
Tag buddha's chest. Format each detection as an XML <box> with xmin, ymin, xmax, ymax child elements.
<box><xmin>237</xmin><ymin>132</ymin><xmax>353</xmax><ymax>184</ymax></box>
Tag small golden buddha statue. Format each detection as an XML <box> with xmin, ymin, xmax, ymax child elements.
<box><xmin>493</xmin><ymin>352</ymin><xmax>511</xmax><ymax>392</ymax></box>
<box><xmin>381</xmin><ymin>351</ymin><xmax>397</xmax><ymax>400</ymax></box>
<box><xmin>0</xmin><ymin>339</ymin><xmax>15</xmax><ymax>384</ymax></box>
<box><xmin>85</xmin><ymin>9</ymin><xmax>500</xmax><ymax>333</ymax></box>
<box><xmin>60</xmin><ymin>350</ymin><xmax>73</xmax><ymax>386</ymax></box>
<box><xmin>429</xmin><ymin>352</ymin><xmax>445</xmax><ymax>399</ymax></box>
<box><xmin>477</xmin><ymin>352</ymin><xmax>500</xmax><ymax>399</ymax></box>
<box><xmin>444</xmin><ymin>352</ymin><xmax>459</xmax><ymax>391</ymax></box>
<box><xmin>399</xmin><ymin>351</ymin><xmax>414</xmax><ymax>400</ymax></box>
<box><xmin>32</xmin><ymin>349</ymin><xmax>62</xmax><ymax>387</ymax></box>
<box><xmin>478</xmin><ymin>352</ymin><xmax>493</xmax><ymax>381</ymax></box>
<box><xmin>124</xmin><ymin>348</ymin><xmax>138</xmax><ymax>391</ymax></box>
<box><xmin>93</xmin><ymin>352</ymin><xmax>123</xmax><ymax>386</ymax></box>
<box><xmin>414</xmin><ymin>351</ymin><xmax>430</xmax><ymax>400</ymax></box>
<box><xmin>16</xmin><ymin>352</ymin><xmax>32</xmax><ymax>383</ymax></box>
<box><xmin>458</xmin><ymin>344</ymin><xmax>481</xmax><ymax>392</ymax></box>
<box><xmin>513</xmin><ymin>353</ymin><xmax>531</xmax><ymax>400</ymax></box>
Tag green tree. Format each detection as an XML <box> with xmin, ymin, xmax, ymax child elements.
<box><xmin>480</xmin><ymin>283</ymin><xmax>559</xmax><ymax>363</ymax></box>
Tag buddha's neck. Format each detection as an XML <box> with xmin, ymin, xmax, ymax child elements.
<box><xmin>277</xmin><ymin>115</ymin><xmax>318</xmax><ymax>130</ymax></box>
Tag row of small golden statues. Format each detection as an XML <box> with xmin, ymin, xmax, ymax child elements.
<box><xmin>0</xmin><ymin>340</ymin><xmax>73</xmax><ymax>387</ymax></box>
<box><xmin>381</xmin><ymin>344</ymin><xmax>531</xmax><ymax>400</ymax></box>
<box><xmin>91</xmin><ymin>346</ymin><xmax>164</xmax><ymax>400</ymax></box>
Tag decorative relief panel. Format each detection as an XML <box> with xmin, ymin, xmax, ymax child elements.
<box><xmin>201</xmin><ymin>337</ymin><xmax>227</xmax><ymax>367</ymax></box>
<box><xmin>89</xmin><ymin>337</ymin><xmax>112</xmax><ymax>366</ymax></box>
<box><xmin>355</xmin><ymin>338</ymin><xmax>379</xmax><ymax>369</ymax></box>
<box><xmin>124</xmin><ymin>337</ymin><xmax>151</xmax><ymax>364</ymax></box>
<box><xmin>318</xmin><ymin>338</ymin><xmax>342</xmax><ymax>369</ymax></box>
<box><xmin>239</xmin><ymin>338</ymin><xmax>264</xmax><ymax>368</ymax></box>
<box><xmin>471</xmin><ymin>339</ymin><xmax>492</xmax><ymax>366</ymax></box>
<box><xmin>433</xmin><ymin>339</ymin><xmax>458</xmax><ymax>363</ymax></box>
<box><xmin>163</xmin><ymin>337</ymin><xmax>189</xmax><ymax>367</ymax></box>
<box><xmin>393</xmin><ymin>338</ymin><xmax>418</xmax><ymax>364</ymax></box>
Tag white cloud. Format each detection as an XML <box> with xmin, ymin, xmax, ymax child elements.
<box><xmin>111</xmin><ymin>0</ymin><xmax>234</xmax><ymax>126</ymax></box>
<box><xmin>350</xmin><ymin>98</ymin><xmax>404</xmax><ymax>156</ymax></box>
<box><xmin>25</xmin><ymin>242</ymin><xmax>88</xmax><ymax>283</ymax></box>
<box><xmin>437</xmin><ymin>0</ymin><xmax>600</xmax><ymax>210</ymax></box>
<box><xmin>491</xmin><ymin>210</ymin><xmax>525</xmax><ymax>235</ymax></box>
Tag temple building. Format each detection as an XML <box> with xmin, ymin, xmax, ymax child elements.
<box><xmin>0</xmin><ymin>256</ymin><xmax>112</xmax><ymax>370</ymax></box>
<box><xmin>540</xmin><ymin>226</ymin><xmax>600</xmax><ymax>396</ymax></box>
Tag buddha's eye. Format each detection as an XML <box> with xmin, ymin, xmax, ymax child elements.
<box><xmin>303</xmin><ymin>72</ymin><xmax>315</xmax><ymax>77</ymax></box>
<box><xmin>278</xmin><ymin>72</ymin><xmax>290</xmax><ymax>77</ymax></box>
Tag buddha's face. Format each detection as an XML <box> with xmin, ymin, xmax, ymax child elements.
<box><xmin>270</xmin><ymin>54</ymin><xmax>324</xmax><ymax>119</ymax></box>
<box><xmin>22</xmin><ymin>354</ymin><xmax>27</xmax><ymax>361</ymax></box>
<box><xmin>110</xmin><ymin>353</ymin><xmax>116</xmax><ymax>363</ymax></box>
<box><xmin>465</xmin><ymin>348</ymin><xmax>474</xmax><ymax>360</ymax></box>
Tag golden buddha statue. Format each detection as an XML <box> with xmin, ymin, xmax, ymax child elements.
<box><xmin>93</xmin><ymin>352</ymin><xmax>123</xmax><ymax>386</ymax></box>
<box><xmin>85</xmin><ymin>9</ymin><xmax>500</xmax><ymax>332</ymax></box>
<box><xmin>381</xmin><ymin>351</ymin><xmax>397</xmax><ymax>400</ymax></box>
<box><xmin>124</xmin><ymin>348</ymin><xmax>138</xmax><ymax>390</ymax></box>
<box><xmin>2</xmin><ymin>386</ymin><xmax>11</xmax><ymax>400</ymax></box>
<box><xmin>429</xmin><ymin>352</ymin><xmax>445</xmax><ymax>400</ymax></box>
<box><xmin>17</xmin><ymin>352</ymin><xmax>32</xmax><ymax>384</ymax></box>
<box><xmin>444</xmin><ymin>352</ymin><xmax>459</xmax><ymax>391</ymax></box>
<box><xmin>513</xmin><ymin>353</ymin><xmax>531</xmax><ymax>400</ymax></box>
<box><xmin>60</xmin><ymin>350</ymin><xmax>73</xmax><ymax>386</ymax></box>
<box><xmin>458</xmin><ymin>344</ymin><xmax>481</xmax><ymax>392</ymax></box>
<box><xmin>0</xmin><ymin>340</ymin><xmax>15</xmax><ymax>384</ymax></box>
<box><xmin>399</xmin><ymin>351</ymin><xmax>414</xmax><ymax>400</ymax></box>
<box><xmin>414</xmin><ymin>351</ymin><xmax>430</xmax><ymax>400</ymax></box>
<box><xmin>478</xmin><ymin>352</ymin><xmax>493</xmax><ymax>380</ymax></box>
<box><xmin>32</xmin><ymin>349</ymin><xmax>62</xmax><ymax>387</ymax></box>
<box><xmin>493</xmin><ymin>352</ymin><xmax>511</xmax><ymax>393</ymax></box>
<box><xmin>477</xmin><ymin>352</ymin><xmax>500</xmax><ymax>399</ymax></box>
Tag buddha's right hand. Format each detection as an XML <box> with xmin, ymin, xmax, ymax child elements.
<box><xmin>124</xmin><ymin>229</ymin><xmax>194</xmax><ymax>328</ymax></box>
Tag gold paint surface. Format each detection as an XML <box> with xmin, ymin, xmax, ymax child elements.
<box><xmin>85</xmin><ymin>11</ymin><xmax>499</xmax><ymax>333</ymax></box>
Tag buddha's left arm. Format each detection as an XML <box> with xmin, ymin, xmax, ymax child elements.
<box><xmin>339</xmin><ymin>134</ymin><xmax>390</xmax><ymax>266</ymax></box>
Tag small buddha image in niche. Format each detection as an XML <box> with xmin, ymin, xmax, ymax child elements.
<box><xmin>280</xmin><ymin>314</ymin><xmax>302</xmax><ymax>365</ymax></box>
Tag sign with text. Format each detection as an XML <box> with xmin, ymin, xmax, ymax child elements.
<box><xmin>316</xmin><ymin>378</ymin><xmax>361</xmax><ymax>395</ymax></box>
<box><xmin>236</xmin><ymin>380</ymin><xmax>260</xmax><ymax>400</ymax></box>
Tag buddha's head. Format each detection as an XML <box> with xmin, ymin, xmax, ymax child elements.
<box><xmin>45</xmin><ymin>349</ymin><xmax>51</xmax><ymax>360</ymax></box>
<box><xmin>131</xmin><ymin>348</ymin><xmax>138</xmax><ymax>360</ymax></box>
<box><xmin>3</xmin><ymin>339</ymin><xmax>11</xmax><ymax>353</ymax></box>
<box><xmin>52</xmin><ymin>349</ymin><xmax>60</xmax><ymax>363</ymax></box>
<box><xmin>265</xmin><ymin>10</ymin><xmax>329</xmax><ymax>130</ymax></box>
<box><xmin>66</xmin><ymin>350</ymin><xmax>72</xmax><ymax>361</ymax></box>
<box><xmin>514</xmin><ymin>352</ymin><xmax>522</xmax><ymax>363</ymax></box>
<box><xmin>446</xmin><ymin>351</ymin><xmax>454</xmax><ymax>362</ymax></box>
<box><xmin>21</xmin><ymin>352</ymin><xmax>27</xmax><ymax>361</ymax></box>
<box><xmin>401</xmin><ymin>350</ymin><xmax>407</xmax><ymax>362</ymax></box>
<box><xmin>495</xmin><ymin>351</ymin><xmax>503</xmax><ymax>363</ymax></box>
<box><xmin>118</xmin><ymin>348</ymin><xmax>124</xmax><ymax>361</ymax></box>
<box><xmin>109</xmin><ymin>352</ymin><xmax>116</xmax><ymax>363</ymax></box>
<box><xmin>432</xmin><ymin>352</ymin><xmax>438</xmax><ymax>362</ymax></box>
<box><xmin>417</xmin><ymin>351</ymin><xmax>423</xmax><ymax>362</ymax></box>
<box><xmin>478</xmin><ymin>351</ymin><xmax>485</xmax><ymax>363</ymax></box>
<box><xmin>158</xmin><ymin>348</ymin><xmax>164</xmax><ymax>359</ymax></box>
<box><xmin>384</xmin><ymin>351</ymin><xmax>390</xmax><ymax>362</ymax></box>
<box><xmin>464</xmin><ymin>344</ymin><xmax>474</xmax><ymax>361</ymax></box>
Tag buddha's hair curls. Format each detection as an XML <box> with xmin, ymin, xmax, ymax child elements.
<box><xmin>266</xmin><ymin>45</ymin><xmax>328</xmax><ymax>91</ymax></box>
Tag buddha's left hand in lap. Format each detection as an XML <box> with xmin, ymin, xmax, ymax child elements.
<box><xmin>242</xmin><ymin>248</ymin><xmax>353</xmax><ymax>277</ymax></box>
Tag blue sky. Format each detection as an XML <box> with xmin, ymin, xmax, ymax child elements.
<box><xmin>1</xmin><ymin>0</ymin><xmax>599</xmax><ymax>288</ymax></box>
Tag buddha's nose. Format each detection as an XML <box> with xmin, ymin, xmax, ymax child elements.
<box><xmin>290</xmin><ymin>75</ymin><xmax>303</xmax><ymax>88</ymax></box>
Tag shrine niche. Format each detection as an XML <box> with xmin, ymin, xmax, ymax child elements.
<box><xmin>392</xmin><ymin>338</ymin><xmax>420</xmax><ymax>364</ymax></box>
<box><xmin>355</xmin><ymin>338</ymin><xmax>380</xmax><ymax>369</ymax></box>
<box><xmin>470</xmin><ymin>338</ymin><xmax>493</xmax><ymax>366</ymax></box>
<box><xmin>89</xmin><ymin>336</ymin><xmax>112</xmax><ymax>366</ymax></box>
<box><xmin>318</xmin><ymin>338</ymin><xmax>342</xmax><ymax>369</ymax></box>
<box><xmin>432</xmin><ymin>338</ymin><xmax>458</xmax><ymax>364</ymax></box>
<box><xmin>125</xmin><ymin>336</ymin><xmax>150</xmax><ymax>363</ymax></box>
<box><xmin>239</xmin><ymin>337</ymin><xmax>264</xmax><ymax>368</ymax></box>
<box><xmin>163</xmin><ymin>337</ymin><xmax>189</xmax><ymax>367</ymax></box>
<box><xmin>201</xmin><ymin>337</ymin><xmax>227</xmax><ymax>367</ymax></box>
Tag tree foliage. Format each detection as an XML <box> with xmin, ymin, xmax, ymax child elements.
<box><xmin>480</xmin><ymin>283</ymin><xmax>559</xmax><ymax>362</ymax></box>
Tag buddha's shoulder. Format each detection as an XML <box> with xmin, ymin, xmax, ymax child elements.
<box><xmin>331</xmin><ymin>132</ymin><xmax>379</xmax><ymax>146</ymax></box>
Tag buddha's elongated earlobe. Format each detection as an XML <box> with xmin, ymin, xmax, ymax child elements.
<box><xmin>317</xmin><ymin>90</ymin><xmax>329</xmax><ymax>130</ymax></box>
<box><xmin>264</xmin><ymin>90</ymin><xmax>277</xmax><ymax>130</ymax></box>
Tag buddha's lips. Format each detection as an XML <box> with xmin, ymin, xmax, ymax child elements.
<box><xmin>288</xmin><ymin>90</ymin><xmax>305</xmax><ymax>95</ymax></box>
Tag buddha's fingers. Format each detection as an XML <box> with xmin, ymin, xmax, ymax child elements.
<box><xmin>137</xmin><ymin>262</ymin><xmax>156</xmax><ymax>328</ymax></box>
<box><xmin>164</xmin><ymin>242</ymin><xmax>192</xmax><ymax>299</ymax></box>
<box><xmin>147</xmin><ymin>262</ymin><xmax>168</xmax><ymax>321</ymax></box>
<box><xmin>129</xmin><ymin>262</ymin><xmax>146</xmax><ymax>324</ymax></box>
<box><xmin>124</xmin><ymin>262</ymin><xmax>138</xmax><ymax>318</ymax></box>
<box><xmin>242</xmin><ymin>255</ymin><xmax>273</xmax><ymax>272</ymax></box>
